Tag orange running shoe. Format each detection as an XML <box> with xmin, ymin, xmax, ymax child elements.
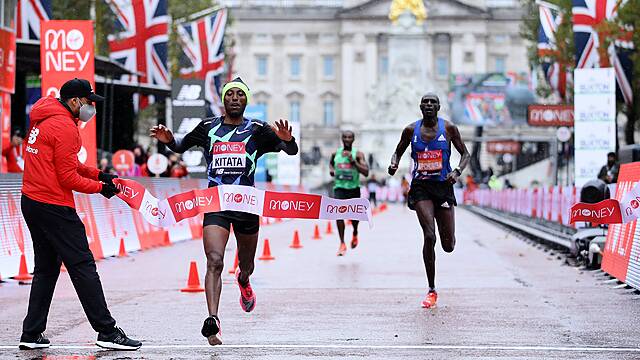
<box><xmin>337</xmin><ymin>243</ymin><xmax>347</xmax><ymax>256</ymax></box>
<box><xmin>351</xmin><ymin>235</ymin><xmax>359</xmax><ymax>249</ymax></box>
<box><xmin>421</xmin><ymin>291</ymin><xmax>438</xmax><ymax>308</ymax></box>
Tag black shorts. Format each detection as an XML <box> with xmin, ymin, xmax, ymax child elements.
<box><xmin>333</xmin><ymin>187</ymin><xmax>361</xmax><ymax>199</ymax></box>
<box><xmin>203</xmin><ymin>211</ymin><xmax>259</xmax><ymax>235</ymax></box>
<box><xmin>408</xmin><ymin>180</ymin><xmax>457</xmax><ymax>210</ymax></box>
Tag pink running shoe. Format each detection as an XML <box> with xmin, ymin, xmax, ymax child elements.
<box><xmin>421</xmin><ymin>291</ymin><xmax>438</xmax><ymax>309</ymax></box>
<box><xmin>236</xmin><ymin>269</ymin><xmax>256</xmax><ymax>312</ymax></box>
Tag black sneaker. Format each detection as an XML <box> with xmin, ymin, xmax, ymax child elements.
<box><xmin>96</xmin><ymin>327</ymin><xmax>141</xmax><ymax>350</ymax></box>
<box><xmin>201</xmin><ymin>315</ymin><xmax>222</xmax><ymax>346</ymax></box>
<box><xmin>19</xmin><ymin>333</ymin><xmax>50</xmax><ymax>350</ymax></box>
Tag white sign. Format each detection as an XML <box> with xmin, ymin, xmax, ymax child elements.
<box><xmin>147</xmin><ymin>153</ymin><xmax>169</xmax><ymax>175</ymax></box>
<box><xmin>574</xmin><ymin>68</ymin><xmax>616</xmax><ymax>187</ymax></box>
<box><xmin>556</xmin><ymin>127</ymin><xmax>572</xmax><ymax>142</ymax></box>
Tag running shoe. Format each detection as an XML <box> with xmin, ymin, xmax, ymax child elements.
<box><xmin>337</xmin><ymin>242</ymin><xmax>347</xmax><ymax>256</ymax></box>
<box><xmin>236</xmin><ymin>269</ymin><xmax>256</xmax><ymax>313</ymax></box>
<box><xmin>18</xmin><ymin>333</ymin><xmax>50</xmax><ymax>350</ymax></box>
<box><xmin>421</xmin><ymin>291</ymin><xmax>438</xmax><ymax>309</ymax></box>
<box><xmin>351</xmin><ymin>234</ymin><xmax>359</xmax><ymax>249</ymax></box>
<box><xmin>96</xmin><ymin>326</ymin><xmax>142</xmax><ymax>350</ymax></box>
<box><xmin>201</xmin><ymin>315</ymin><xmax>222</xmax><ymax>346</ymax></box>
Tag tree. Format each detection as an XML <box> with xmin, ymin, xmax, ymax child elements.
<box><xmin>51</xmin><ymin>1</ymin><xmax>114</xmax><ymax>57</ymax></box>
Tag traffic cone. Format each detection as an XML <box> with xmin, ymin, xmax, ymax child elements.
<box><xmin>326</xmin><ymin>221</ymin><xmax>333</xmax><ymax>235</ymax></box>
<box><xmin>180</xmin><ymin>261</ymin><xmax>204</xmax><ymax>293</ymax></box>
<box><xmin>229</xmin><ymin>251</ymin><xmax>239</xmax><ymax>274</ymax></box>
<box><xmin>258</xmin><ymin>239</ymin><xmax>275</xmax><ymax>261</ymax></box>
<box><xmin>14</xmin><ymin>254</ymin><xmax>33</xmax><ymax>281</ymax></box>
<box><xmin>312</xmin><ymin>224</ymin><xmax>322</xmax><ymax>240</ymax></box>
<box><xmin>347</xmin><ymin>219</ymin><xmax>352</xmax><ymax>226</ymax></box>
<box><xmin>380</xmin><ymin>203</ymin><xmax>388</xmax><ymax>211</ymax></box>
<box><xmin>275</xmin><ymin>218</ymin><xmax>283</xmax><ymax>223</ymax></box>
<box><xmin>118</xmin><ymin>238</ymin><xmax>128</xmax><ymax>258</ymax></box>
<box><xmin>162</xmin><ymin>231</ymin><xmax>171</xmax><ymax>247</ymax></box>
<box><xmin>289</xmin><ymin>230</ymin><xmax>303</xmax><ymax>249</ymax></box>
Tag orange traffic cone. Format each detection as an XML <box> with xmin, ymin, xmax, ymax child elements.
<box><xmin>258</xmin><ymin>239</ymin><xmax>275</xmax><ymax>261</ymax></box>
<box><xmin>346</xmin><ymin>219</ymin><xmax>352</xmax><ymax>226</ymax></box>
<box><xmin>326</xmin><ymin>221</ymin><xmax>333</xmax><ymax>234</ymax></box>
<box><xmin>180</xmin><ymin>261</ymin><xmax>204</xmax><ymax>292</ymax></box>
<box><xmin>380</xmin><ymin>203</ymin><xmax>388</xmax><ymax>211</ymax></box>
<box><xmin>229</xmin><ymin>251</ymin><xmax>239</xmax><ymax>274</ymax></box>
<box><xmin>275</xmin><ymin>218</ymin><xmax>283</xmax><ymax>223</ymax></box>
<box><xmin>289</xmin><ymin>230</ymin><xmax>303</xmax><ymax>249</ymax></box>
<box><xmin>14</xmin><ymin>254</ymin><xmax>33</xmax><ymax>281</ymax></box>
<box><xmin>162</xmin><ymin>231</ymin><xmax>171</xmax><ymax>247</ymax></box>
<box><xmin>312</xmin><ymin>224</ymin><xmax>322</xmax><ymax>240</ymax></box>
<box><xmin>118</xmin><ymin>238</ymin><xmax>128</xmax><ymax>257</ymax></box>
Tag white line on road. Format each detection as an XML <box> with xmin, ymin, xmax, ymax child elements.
<box><xmin>1</xmin><ymin>344</ymin><xmax>640</xmax><ymax>352</ymax></box>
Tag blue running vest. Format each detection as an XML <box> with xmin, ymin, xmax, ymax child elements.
<box><xmin>410</xmin><ymin>117</ymin><xmax>452</xmax><ymax>181</ymax></box>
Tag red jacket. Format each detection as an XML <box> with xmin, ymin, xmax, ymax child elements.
<box><xmin>22</xmin><ymin>96</ymin><xmax>101</xmax><ymax>208</ymax></box>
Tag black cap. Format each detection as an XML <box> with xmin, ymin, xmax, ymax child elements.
<box><xmin>60</xmin><ymin>78</ymin><xmax>104</xmax><ymax>102</ymax></box>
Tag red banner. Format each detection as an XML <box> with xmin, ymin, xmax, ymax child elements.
<box><xmin>527</xmin><ymin>104</ymin><xmax>574</xmax><ymax>127</ymax></box>
<box><xmin>0</xmin><ymin>28</ymin><xmax>16</xmax><ymax>94</ymax></box>
<box><xmin>40</xmin><ymin>20</ymin><xmax>97</xmax><ymax>167</ymax></box>
<box><xmin>569</xmin><ymin>199</ymin><xmax>621</xmax><ymax>224</ymax></box>
<box><xmin>486</xmin><ymin>141</ymin><xmax>521</xmax><ymax>154</ymax></box>
<box><xmin>602</xmin><ymin>163</ymin><xmax>640</xmax><ymax>283</ymax></box>
<box><xmin>0</xmin><ymin>92</ymin><xmax>11</xmax><ymax>173</ymax></box>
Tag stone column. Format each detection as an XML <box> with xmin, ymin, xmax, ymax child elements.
<box><xmin>340</xmin><ymin>33</ymin><xmax>355</xmax><ymax>126</ymax></box>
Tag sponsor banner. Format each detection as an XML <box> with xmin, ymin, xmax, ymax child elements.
<box><xmin>111</xmin><ymin>178</ymin><xmax>371</xmax><ymax>228</ymax></box>
<box><xmin>0</xmin><ymin>92</ymin><xmax>11</xmax><ymax>172</ymax></box>
<box><xmin>0</xmin><ymin>28</ymin><xmax>17</xmax><ymax>94</ymax></box>
<box><xmin>486</xmin><ymin>141</ymin><xmax>521</xmax><ymax>154</ymax></box>
<box><xmin>40</xmin><ymin>20</ymin><xmax>97</xmax><ymax>167</ymax></box>
<box><xmin>568</xmin><ymin>199</ymin><xmax>621</xmax><ymax>224</ymax></box>
<box><xmin>573</xmin><ymin>68</ymin><xmax>615</xmax><ymax>187</ymax></box>
<box><xmin>527</xmin><ymin>104</ymin><xmax>573</xmax><ymax>127</ymax></box>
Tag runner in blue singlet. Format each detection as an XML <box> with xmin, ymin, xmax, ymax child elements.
<box><xmin>150</xmin><ymin>78</ymin><xmax>298</xmax><ymax>345</ymax></box>
<box><xmin>388</xmin><ymin>93</ymin><xmax>470</xmax><ymax>309</ymax></box>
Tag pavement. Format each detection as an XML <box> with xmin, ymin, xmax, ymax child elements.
<box><xmin>1</xmin><ymin>205</ymin><xmax>640</xmax><ymax>359</ymax></box>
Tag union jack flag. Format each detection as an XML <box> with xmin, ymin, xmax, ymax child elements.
<box><xmin>537</xmin><ymin>2</ymin><xmax>568</xmax><ymax>100</ymax></box>
<box><xmin>16</xmin><ymin>0</ymin><xmax>51</xmax><ymax>40</ymax></box>
<box><xmin>107</xmin><ymin>0</ymin><xmax>169</xmax><ymax>108</ymax></box>
<box><xmin>177</xmin><ymin>9</ymin><xmax>227</xmax><ymax>116</ymax></box>
<box><xmin>573</xmin><ymin>0</ymin><xmax>633</xmax><ymax>105</ymax></box>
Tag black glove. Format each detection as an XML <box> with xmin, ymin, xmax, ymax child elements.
<box><xmin>98</xmin><ymin>172</ymin><xmax>118</xmax><ymax>185</ymax></box>
<box><xmin>100</xmin><ymin>183</ymin><xmax>120</xmax><ymax>199</ymax></box>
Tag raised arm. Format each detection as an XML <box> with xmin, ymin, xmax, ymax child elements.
<box><xmin>388</xmin><ymin>124</ymin><xmax>414</xmax><ymax>176</ymax></box>
<box><xmin>150</xmin><ymin>121</ymin><xmax>208</xmax><ymax>153</ymax></box>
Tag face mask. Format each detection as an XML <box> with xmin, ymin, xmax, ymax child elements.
<box><xmin>77</xmin><ymin>99</ymin><xmax>96</xmax><ymax>122</ymax></box>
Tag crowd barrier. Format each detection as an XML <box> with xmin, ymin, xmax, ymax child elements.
<box><xmin>0</xmin><ymin>175</ymin><xmax>306</xmax><ymax>280</ymax></box>
<box><xmin>464</xmin><ymin>186</ymin><xmax>579</xmax><ymax>227</ymax></box>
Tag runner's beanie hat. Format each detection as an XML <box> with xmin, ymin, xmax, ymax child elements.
<box><xmin>60</xmin><ymin>78</ymin><xmax>105</xmax><ymax>102</ymax></box>
<box><xmin>221</xmin><ymin>77</ymin><xmax>251</xmax><ymax>104</ymax></box>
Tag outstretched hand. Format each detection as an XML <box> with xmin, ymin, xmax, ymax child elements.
<box><xmin>150</xmin><ymin>124</ymin><xmax>175</xmax><ymax>144</ymax></box>
<box><xmin>388</xmin><ymin>163</ymin><xmax>398</xmax><ymax>176</ymax></box>
<box><xmin>272</xmin><ymin>119</ymin><xmax>293</xmax><ymax>142</ymax></box>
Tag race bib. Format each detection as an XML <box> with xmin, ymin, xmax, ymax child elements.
<box><xmin>212</xmin><ymin>142</ymin><xmax>246</xmax><ymax>175</ymax></box>
<box><xmin>417</xmin><ymin>150</ymin><xmax>443</xmax><ymax>174</ymax></box>
<box><xmin>336</xmin><ymin>163</ymin><xmax>354</xmax><ymax>181</ymax></box>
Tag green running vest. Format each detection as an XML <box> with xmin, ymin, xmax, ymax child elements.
<box><xmin>334</xmin><ymin>147</ymin><xmax>360</xmax><ymax>190</ymax></box>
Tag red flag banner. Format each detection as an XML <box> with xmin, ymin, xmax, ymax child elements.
<box><xmin>40</xmin><ymin>20</ymin><xmax>97</xmax><ymax>167</ymax></box>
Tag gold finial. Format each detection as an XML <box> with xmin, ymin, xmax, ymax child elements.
<box><xmin>389</xmin><ymin>0</ymin><xmax>427</xmax><ymax>25</ymax></box>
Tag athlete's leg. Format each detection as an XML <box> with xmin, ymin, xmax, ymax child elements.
<box><xmin>415</xmin><ymin>200</ymin><xmax>437</xmax><ymax>289</ymax></box>
<box><xmin>434</xmin><ymin>205</ymin><xmax>456</xmax><ymax>253</ymax></box>
<box><xmin>352</xmin><ymin>220</ymin><xmax>359</xmax><ymax>236</ymax></box>
<box><xmin>336</xmin><ymin>220</ymin><xmax>346</xmax><ymax>243</ymax></box>
<box><xmin>235</xmin><ymin>231</ymin><xmax>259</xmax><ymax>285</ymax></box>
<box><xmin>203</xmin><ymin>225</ymin><xmax>230</xmax><ymax>316</ymax></box>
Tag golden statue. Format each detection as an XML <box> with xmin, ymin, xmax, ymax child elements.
<box><xmin>389</xmin><ymin>0</ymin><xmax>427</xmax><ymax>25</ymax></box>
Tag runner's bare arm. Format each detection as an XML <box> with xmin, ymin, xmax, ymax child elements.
<box><xmin>445</xmin><ymin>121</ymin><xmax>470</xmax><ymax>184</ymax></box>
<box><xmin>355</xmin><ymin>151</ymin><xmax>369</xmax><ymax>177</ymax></box>
<box><xmin>329</xmin><ymin>152</ymin><xmax>336</xmax><ymax>177</ymax></box>
<box><xmin>388</xmin><ymin>124</ymin><xmax>414</xmax><ymax>176</ymax></box>
<box><xmin>151</xmin><ymin>121</ymin><xmax>208</xmax><ymax>153</ymax></box>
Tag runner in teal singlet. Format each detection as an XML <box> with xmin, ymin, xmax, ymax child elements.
<box><xmin>329</xmin><ymin>131</ymin><xmax>369</xmax><ymax>256</ymax></box>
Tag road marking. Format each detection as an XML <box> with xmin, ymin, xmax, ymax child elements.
<box><xmin>1</xmin><ymin>344</ymin><xmax>639</xmax><ymax>352</ymax></box>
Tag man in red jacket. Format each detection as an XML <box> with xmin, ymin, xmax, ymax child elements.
<box><xmin>2</xmin><ymin>129</ymin><xmax>25</xmax><ymax>173</ymax></box>
<box><xmin>19</xmin><ymin>78</ymin><xmax>141</xmax><ymax>351</ymax></box>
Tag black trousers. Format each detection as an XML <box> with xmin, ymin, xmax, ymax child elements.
<box><xmin>21</xmin><ymin>195</ymin><xmax>117</xmax><ymax>337</ymax></box>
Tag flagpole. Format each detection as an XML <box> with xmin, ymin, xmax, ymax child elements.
<box><xmin>174</xmin><ymin>6</ymin><xmax>224</xmax><ymax>25</ymax></box>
